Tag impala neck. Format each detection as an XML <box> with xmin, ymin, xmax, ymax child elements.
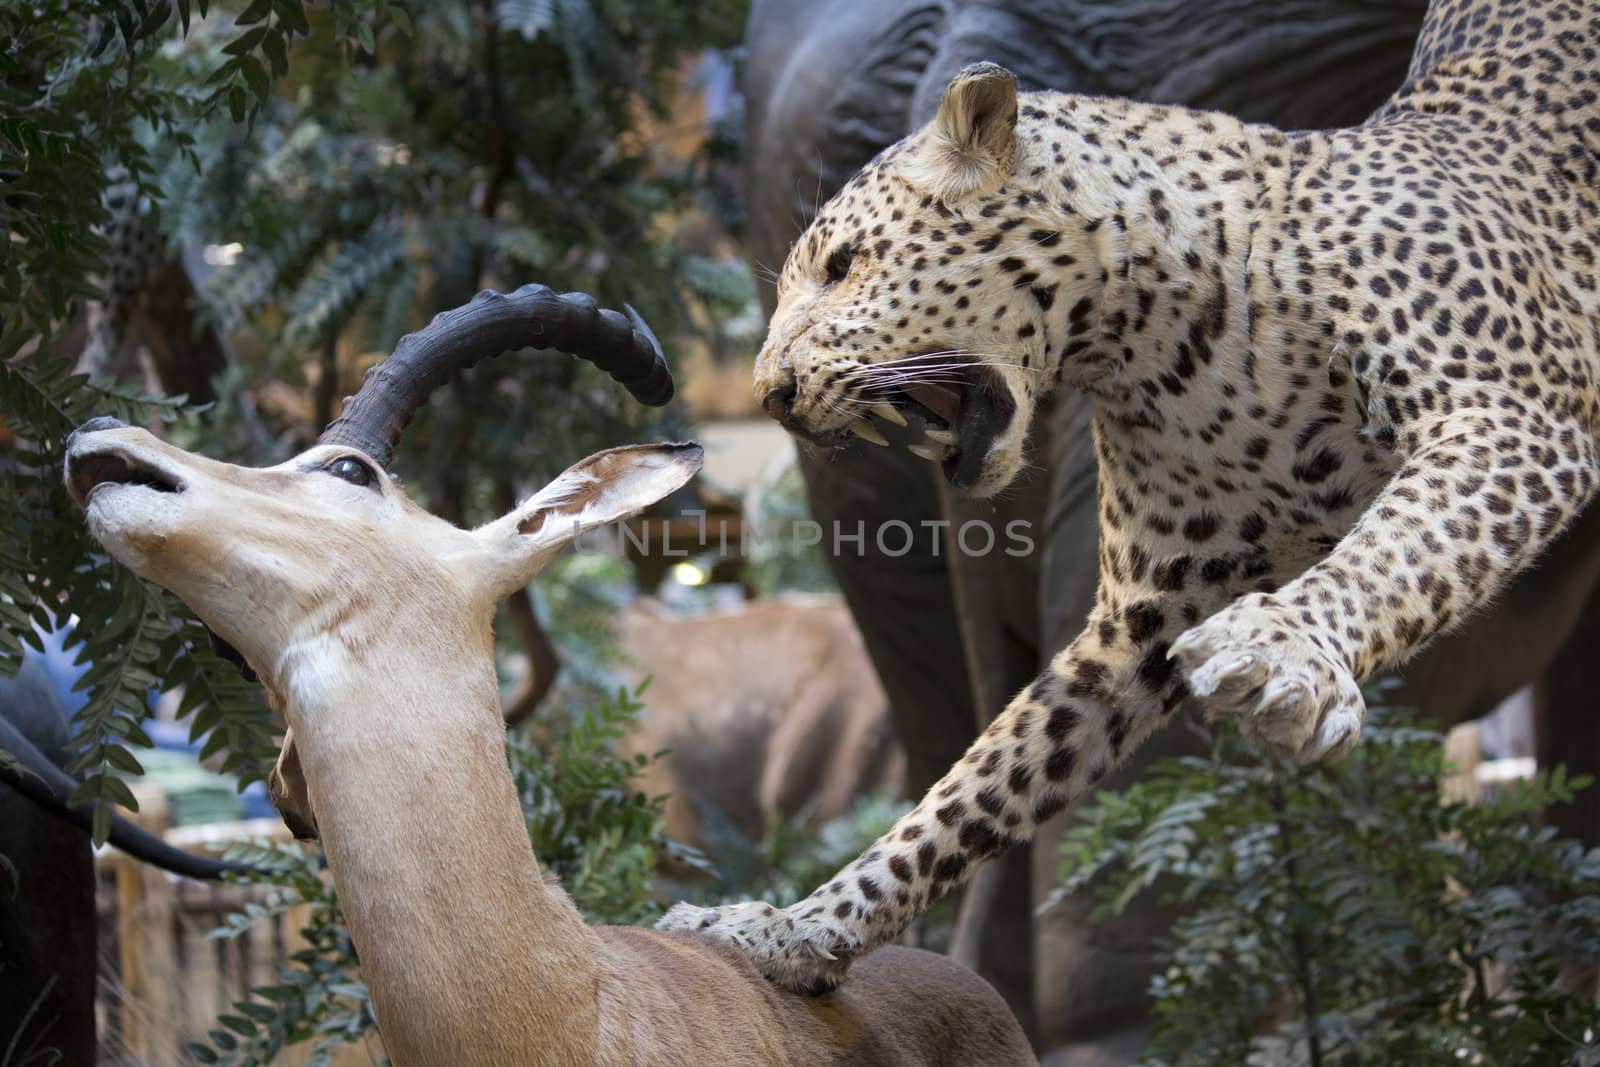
<box><xmin>270</xmin><ymin>622</ymin><xmax>605</xmax><ymax>1066</ymax></box>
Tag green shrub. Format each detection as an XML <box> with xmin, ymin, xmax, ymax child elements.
<box><xmin>1047</xmin><ymin>706</ymin><xmax>1600</xmax><ymax>1066</ymax></box>
<box><xmin>693</xmin><ymin>791</ymin><xmax>909</xmax><ymax>907</ymax></box>
<box><xmin>3</xmin><ymin>0</ymin><xmax>746</xmax><ymax>848</ymax></box>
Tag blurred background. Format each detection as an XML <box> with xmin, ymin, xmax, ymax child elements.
<box><xmin>2</xmin><ymin>1</ymin><xmax>1597</xmax><ymax>1065</ymax></box>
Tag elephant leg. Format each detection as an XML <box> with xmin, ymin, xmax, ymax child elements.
<box><xmin>796</xmin><ymin>444</ymin><xmax>977</xmax><ymax>794</ymax></box>
<box><xmin>1534</xmin><ymin>587</ymin><xmax>1600</xmax><ymax>846</ymax></box>
<box><xmin>949</xmin><ymin>848</ymin><xmax>1040</xmax><ymax>1043</ymax></box>
<box><xmin>1027</xmin><ymin>391</ymin><xmax>1201</xmax><ymax>1062</ymax></box>
<box><xmin>945</xmin><ymin>389</ymin><xmax>1183</xmax><ymax>1060</ymax></box>
<box><xmin>0</xmin><ymin>662</ymin><xmax>97</xmax><ymax>1066</ymax></box>
<box><xmin>939</xmin><ymin>436</ymin><xmax>1049</xmax><ymax>1041</ymax></box>
<box><xmin>1030</xmin><ymin>721</ymin><xmax>1207</xmax><ymax>1063</ymax></box>
<box><xmin>0</xmin><ymin>790</ymin><xmax>97</xmax><ymax>1066</ymax></box>
<box><xmin>798</xmin><ymin>442</ymin><xmax>1041</xmax><ymax>1034</ymax></box>
<box><xmin>1389</xmin><ymin>499</ymin><xmax>1600</xmax><ymax>846</ymax></box>
<box><xmin>745</xmin><ymin>0</ymin><xmax>970</xmax><ymax>800</ymax></box>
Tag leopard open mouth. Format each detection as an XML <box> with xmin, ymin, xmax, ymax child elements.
<box><xmin>854</xmin><ymin>361</ymin><xmax>1017</xmax><ymax>491</ymax></box>
<box><xmin>66</xmin><ymin>448</ymin><xmax>184</xmax><ymax>509</ymax></box>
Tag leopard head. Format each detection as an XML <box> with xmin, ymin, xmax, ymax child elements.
<box><xmin>753</xmin><ymin>62</ymin><xmax>1096</xmax><ymax>498</ymax></box>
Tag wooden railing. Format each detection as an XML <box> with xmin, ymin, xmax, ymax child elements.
<box><xmin>95</xmin><ymin>789</ymin><xmax>379</xmax><ymax>1066</ymax></box>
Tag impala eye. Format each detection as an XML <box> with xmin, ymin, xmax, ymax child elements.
<box><xmin>324</xmin><ymin>456</ymin><xmax>376</xmax><ymax>488</ymax></box>
<box><xmin>824</xmin><ymin>245</ymin><xmax>856</xmax><ymax>284</ymax></box>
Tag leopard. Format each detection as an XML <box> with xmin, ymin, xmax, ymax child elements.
<box><xmin>80</xmin><ymin>173</ymin><xmax>166</xmax><ymax>381</ymax></box>
<box><xmin>658</xmin><ymin>0</ymin><xmax>1600</xmax><ymax>995</ymax></box>
<box><xmin>75</xmin><ymin>170</ymin><xmax>235</xmax><ymax>408</ymax></box>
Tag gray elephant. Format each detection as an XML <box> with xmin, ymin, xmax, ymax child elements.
<box><xmin>741</xmin><ymin>0</ymin><xmax>1599</xmax><ymax>1060</ymax></box>
<box><xmin>1</xmin><ymin>657</ymin><xmax>255</xmax><ymax>1061</ymax></box>
<box><xmin>0</xmin><ymin>661</ymin><xmax>96</xmax><ymax>1066</ymax></box>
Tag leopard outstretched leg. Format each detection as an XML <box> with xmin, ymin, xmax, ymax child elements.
<box><xmin>1173</xmin><ymin>414</ymin><xmax>1598</xmax><ymax>763</ymax></box>
<box><xmin>659</xmin><ymin>605</ymin><xmax>1193</xmax><ymax>992</ymax></box>
<box><xmin>662</xmin><ymin>418</ymin><xmax>1598</xmax><ymax>993</ymax></box>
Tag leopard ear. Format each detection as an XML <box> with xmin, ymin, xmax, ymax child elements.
<box><xmin>908</xmin><ymin>62</ymin><xmax>1020</xmax><ymax>202</ymax></box>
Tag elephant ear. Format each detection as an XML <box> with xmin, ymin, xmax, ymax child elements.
<box><xmin>907</xmin><ymin>61</ymin><xmax>1019</xmax><ymax>202</ymax></box>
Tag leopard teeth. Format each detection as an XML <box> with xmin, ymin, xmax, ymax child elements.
<box><xmin>849</xmin><ymin>419</ymin><xmax>890</xmax><ymax>446</ymax></box>
<box><xmin>871</xmin><ymin>402</ymin><xmax>907</xmax><ymax>428</ymax></box>
<box><xmin>908</xmin><ymin>443</ymin><xmax>950</xmax><ymax>462</ymax></box>
<box><xmin>924</xmin><ymin>428</ymin><xmax>958</xmax><ymax>446</ymax></box>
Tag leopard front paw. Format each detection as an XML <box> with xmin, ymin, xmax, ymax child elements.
<box><xmin>1170</xmin><ymin>596</ymin><xmax>1365</xmax><ymax>762</ymax></box>
<box><xmin>656</xmin><ymin>900</ymin><xmax>857</xmax><ymax>995</ymax></box>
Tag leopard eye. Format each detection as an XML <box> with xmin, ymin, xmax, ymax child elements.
<box><xmin>323</xmin><ymin>456</ymin><xmax>377</xmax><ymax>489</ymax></box>
<box><xmin>824</xmin><ymin>245</ymin><xmax>856</xmax><ymax>284</ymax></box>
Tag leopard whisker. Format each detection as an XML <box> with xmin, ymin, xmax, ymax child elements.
<box><xmin>859</xmin><ymin>349</ymin><xmax>977</xmax><ymax>367</ymax></box>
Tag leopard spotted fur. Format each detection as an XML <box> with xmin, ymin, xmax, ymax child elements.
<box><xmin>659</xmin><ymin>0</ymin><xmax>1600</xmax><ymax>994</ymax></box>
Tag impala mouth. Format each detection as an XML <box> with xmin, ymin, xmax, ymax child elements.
<box><xmin>67</xmin><ymin>448</ymin><xmax>184</xmax><ymax>509</ymax></box>
<box><xmin>842</xmin><ymin>363</ymin><xmax>1016</xmax><ymax>491</ymax></box>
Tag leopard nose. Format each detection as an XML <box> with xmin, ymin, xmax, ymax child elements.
<box><xmin>761</xmin><ymin>380</ymin><xmax>797</xmax><ymax>424</ymax></box>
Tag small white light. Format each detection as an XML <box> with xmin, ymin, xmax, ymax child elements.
<box><xmin>671</xmin><ymin>562</ymin><xmax>709</xmax><ymax>587</ymax></box>
<box><xmin>202</xmin><ymin>242</ymin><xmax>243</xmax><ymax>267</ymax></box>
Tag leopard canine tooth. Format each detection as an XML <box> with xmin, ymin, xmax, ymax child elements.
<box><xmin>924</xmin><ymin>428</ymin><xmax>958</xmax><ymax>446</ymax></box>
<box><xmin>908</xmin><ymin>443</ymin><xmax>950</xmax><ymax>462</ymax></box>
<box><xmin>871</xmin><ymin>402</ymin><xmax>908</xmax><ymax>428</ymax></box>
<box><xmin>849</xmin><ymin>419</ymin><xmax>890</xmax><ymax>446</ymax></box>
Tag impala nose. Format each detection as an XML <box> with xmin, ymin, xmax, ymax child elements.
<box><xmin>67</xmin><ymin>416</ymin><xmax>128</xmax><ymax>450</ymax></box>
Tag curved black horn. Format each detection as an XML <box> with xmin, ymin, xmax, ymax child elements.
<box><xmin>0</xmin><ymin>716</ymin><xmax>259</xmax><ymax>880</ymax></box>
<box><xmin>317</xmin><ymin>284</ymin><xmax>675</xmax><ymax>467</ymax></box>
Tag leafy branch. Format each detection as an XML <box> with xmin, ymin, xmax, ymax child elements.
<box><xmin>1050</xmin><ymin>707</ymin><xmax>1600</xmax><ymax>1066</ymax></box>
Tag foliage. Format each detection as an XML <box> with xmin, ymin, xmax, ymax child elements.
<box><xmin>1</xmin><ymin>0</ymin><xmax>748</xmax><ymax>845</ymax></box>
<box><xmin>190</xmin><ymin>684</ymin><xmax>687</xmax><ymax>1064</ymax></box>
<box><xmin>695</xmin><ymin>791</ymin><xmax>907</xmax><ymax>906</ymax></box>
<box><xmin>1</xmin><ymin>0</ymin><xmax>394</xmax><ymax>335</ymax></box>
<box><xmin>518</xmin><ymin>552</ymin><xmax>636</xmax><ymax>709</ymax></box>
<box><xmin>4</xmin><ymin>3</ymin><xmax>755</xmax><ymax>1058</ymax></box>
<box><xmin>3</xmin><ymin>0</ymin><xmax>174</xmax><ymax>332</ymax></box>
<box><xmin>0</xmin><ymin>329</ymin><xmax>280</xmax><ymax>838</ymax></box>
<box><xmin>187</xmin><ymin>841</ymin><xmax>370</xmax><ymax>1067</ymax></box>
<box><xmin>1</xmin><ymin>0</ymin><xmax>413</xmax><ymax>842</ymax></box>
<box><xmin>1047</xmin><ymin>706</ymin><xmax>1600</xmax><ymax>1067</ymax></box>
<box><xmin>153</xmin><ymin>0</ymin><xmax>745</xmax><ymax>495</ymax></box>
<box><xmin>509</xmin><ymin>683</ymin><xmax>710</xmax><ymax>924</ymax></box>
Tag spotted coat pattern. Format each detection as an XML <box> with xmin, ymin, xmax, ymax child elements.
<box><xmin>659</xmin><ymin>0</ymin><xmax>1600</xmax><ymax>994</ymax></box>
<box><xmin>81</xmin><ymin>178</ymin><xmax>164</xmax><ymax>379</ymax></box>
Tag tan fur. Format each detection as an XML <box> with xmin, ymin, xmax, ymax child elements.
<box><xmin>616</xmin><ymin>596</ymin><xmax>903</xmax><ymax>855</ymax></box>
<box><xmin>902</xmin><ymin>63</ymin><xmax>1021</xmax><ymax>203</ymax></box>
<box><xmin>268</xmin><ymin>728</ymin><xmax>317</xmax><ymax>839</ymax></box>
<box><xmin>66</xmin><ymin>425</ymin><xmax>1032</xmax><ymax>1067</ymax></box>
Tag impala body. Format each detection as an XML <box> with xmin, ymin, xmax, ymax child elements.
<box><xmin>66</xmin><ymin>286</ymin><xmax>1033</xmax><ymax>1067</ymax></box>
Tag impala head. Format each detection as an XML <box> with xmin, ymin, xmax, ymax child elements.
<box><xmin>754</xmin><ymin>62</ymin><xmax>1077</xmax><ymax>497</ymax></box>
<box><xmin>65</xmin><ymin>285</ymin><xmax>701</xmax><ymax>835</ymax></box>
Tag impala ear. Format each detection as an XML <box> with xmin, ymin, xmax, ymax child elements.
<box><xmin>474</xmin><ymin>442</ymin><xmax>703</xmax><ymax>597</ymax></box>
<box><xmin>906</xmin><ymin>62</ymin><xmax>1020</xmax><ymax>202</ymax></box>
<box><xmin>269</xmin><ymin>729</ymin><xmax>318</xmax><ymax>841</ymax></box>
